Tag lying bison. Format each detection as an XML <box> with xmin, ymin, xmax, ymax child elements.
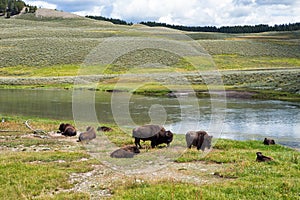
<box><xmin>263</xmin><ymin>138</ymin><xmax>275</xmax><ymax>145</ymax></box>
<box><xmin>256</xmin><ymin>152</ymin><xmax>273</xmax><ymax>162</ymax></box>
<box><xmin>58</xmin><ymin>123</ymin><xmax>77</xmax><ymax>136</ymax></box>
<box><xmin>133</xmin><ymin>125</ymin><xmax>173</xmax><ymax>148</ymax></box>
<box><xmin>77</xmin><ymin>126</ymin><xmax>96</xmax><ymax>142</ymax></box>
<box><xmin>97</xmin><ymin>126</ymin><xmax>112</xmax><ymax>132</ymax></box>
<box><xmin>186</xmin><ymin>130</ymin><xmax>212</xmax><ymax>151</ymax></box>
<box><xmin>110</xmin><ymin>145</ymin><xmax>140</xmax><ymax>158</ymax></box>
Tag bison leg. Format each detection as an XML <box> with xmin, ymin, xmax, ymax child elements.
<box><xmin>134</xmin><ymin>138</ymin><xmax>142</xmax><ymax>149</ymax></box>
<box><xmin>150</xmin><ymin>140</ymin><xmax>156</xmax><ymax>148</ymax></box>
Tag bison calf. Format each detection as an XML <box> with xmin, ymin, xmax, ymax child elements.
<box><xmin>256</xmin><ymin>152</ymin><xmax>273</xmax><ymax>162</ymax></box>
<box><xmin>186</xmin><ymin>130</ymin><xmax>212</xmax><ymax>151</ymax></box>
<box><xmin>77</xmin><ymin>126</ymin><xmax>96</xmax><ymax>142</ymax></box>
<box><xmin>110</xmin><ymin>145</ymin><xmax>140</xmax><ymax>158</ymax></box>
<box><xmin>133</xmin><ymin>125</ymin><xmax>173</xmax><ymax>149</ymax></box>
<box><xmin>58</xmin><ymin>123</ymin><xmax>77</xmax><ymax>137</ymax></box>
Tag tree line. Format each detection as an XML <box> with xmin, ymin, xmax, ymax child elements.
<box><xmin>140</xmin><ymin>21</ymin><xmax>300</xmax><ymax>33</ymax></box>
<box><xmin>87</xmin><ymin>15</ymin><xmax>300</xmax><ymax>33</ymax></box>
<box><xmin>0</xmin><ymin>0</ymin><xmax>37</xmax><ymax>18</ymax></box>
<box><xmin>86</xmin><ymin>15</ymin><xmax>133</xmax><ymax>25</ymax></box>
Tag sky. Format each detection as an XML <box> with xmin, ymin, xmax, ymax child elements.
<box><xmin>23</xmin><ymin>0</ymin><xmax>300</xmax><ymax>27</ymax></box>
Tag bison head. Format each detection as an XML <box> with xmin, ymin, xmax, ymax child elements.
<box><xmin>202</xmin><ymin>134</ymin><xmax>213</xmax><ymax>150</ymax></box>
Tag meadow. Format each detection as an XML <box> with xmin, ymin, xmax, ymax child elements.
<box><xmin>0</xmin><ymin>116</ymin><xmax>299</xmax><ymax>199</ymax></box>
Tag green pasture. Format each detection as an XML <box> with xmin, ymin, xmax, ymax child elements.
<box><xmin>0</xmin><ymin>116</ymin><xmax>298</xmax><ymax>199</ymax></box>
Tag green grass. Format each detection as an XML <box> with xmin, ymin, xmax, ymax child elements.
<box><xmin>213</xmin><ymin>55</ymin><xmax>300</xmax><ymax>70</ymax></box>
<box><xmin>0</xmin><ymin>116</ymin><xmax>299</xmax><ymax>199</ymax></box>
<box><xmin>113</xmin><ymin>139</ymin><xmax>300</xmax><ymax>200</ymax></box>
<box><xmin>0</xmin><ymin>152</ymin><xmax>95</xmax><ymax>199</ymax></box>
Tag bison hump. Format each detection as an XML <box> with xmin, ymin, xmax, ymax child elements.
<box><xmin>132</xmin><ymin>125</ymin><xmax>163</xmax><ymax>138</ymax></box>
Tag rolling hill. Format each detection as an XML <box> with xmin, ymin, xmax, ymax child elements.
<box><xmin>0</xmin><ymin>8</ymin><xmax>299</xmax><ymax>97</ymax></box>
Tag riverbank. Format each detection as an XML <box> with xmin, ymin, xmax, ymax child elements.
<box><xmin>0</xmin><ymin>116</ymin><xmax>299</xmax><ymax>199</ymax></box>
<box><xmin>0</xmin><ymin>68</ymin><xmax>299</xmax><ymax>101</ymax></box>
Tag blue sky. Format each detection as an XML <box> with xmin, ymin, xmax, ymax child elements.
<box><xmin>23</xmin><ymin>0</ymin><xmax>300</xmax><ymax>26</ymax></box>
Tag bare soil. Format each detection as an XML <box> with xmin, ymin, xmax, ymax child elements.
<box><xmin>0</xmin><ymin>131</ymin><xmax>226</xmax><ymax>199</ymax></box>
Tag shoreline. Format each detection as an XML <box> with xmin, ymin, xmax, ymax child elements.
<box><xmin>0</xmin><ymin>68</ymin><xmax>299</xmax><ymax>101</ymax></box>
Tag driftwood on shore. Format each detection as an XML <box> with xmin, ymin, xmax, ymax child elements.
<box><xmin>24</xmin><ymin>120</ymin><xmax>47</xmax><ymax>135</ymax></box>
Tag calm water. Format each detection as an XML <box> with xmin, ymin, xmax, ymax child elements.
<box><xmin>0</xmin><ymin>89</ymin><xmax>299</xmax><ymax>149</ymax></box>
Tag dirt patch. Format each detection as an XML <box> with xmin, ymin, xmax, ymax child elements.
<box><xmin>35</xmin><ymin>8</ymin><xmax>83</xmax><ymax>19</ymax></box>
<box><xmin>68</xmin><ymin>161</ymin><xmax>225</xmax><ymax>199</ymax></box>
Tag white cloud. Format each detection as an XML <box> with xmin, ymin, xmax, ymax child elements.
<box><xmin>25</xmin><ymin>1</ymin><xmax>57</xmax><ymax>10</ymax></box>
<box><xmin>23</xmin><ymin>0</ymin><xmax>300</xmax><ymax>26</ymax></box>
<box><xmin>73</xmin><ymin>6</ymin><xmax>105</xmax><ymax>16</ymax></box>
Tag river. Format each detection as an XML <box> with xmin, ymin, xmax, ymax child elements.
<box><xmin>0</xmin><ymin>89</ymin><xmax>299</xmax><ymax>149</ymax></box>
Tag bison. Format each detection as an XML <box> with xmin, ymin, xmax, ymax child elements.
<box><xmin>256</xmin><ymin>152</ymin><xmax>273</xmax><ymax>162</ymax></box>
<box><xmin>185</xmin><ymin>130</ymin><xmax>212</xmax><ymax>151</ymax></box>
<box><xmin>77</xmin><ymin>126</ymin><xmax>96</xmax><ymax>142</ymax></box>
<box><xmin>132</xmin><ymin>125</ymin><xmax>173</xmax><ymax>149</ymax></box>
<box><xmin>263</xmin><ymin>138</ymin><xmax>275</xmax><ymax>145</ymax></box>
<box><xmin>58</xmin><ymin>123</ymin><xmax>77</xmax><ymax>137</ymax></box>
<box><xmin>110</xmin><ymin>145</ymin><xmax>140</xmax><ymax>158</ymax></box>
<box><xmin>97</xmin><ymin>126</ymin><xmax>113</xmax><ymax>132</ymax></box>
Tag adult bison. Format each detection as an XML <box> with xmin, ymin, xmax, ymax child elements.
<box><xmin>132</xmin><ymin>125</ymin><xmax>173</xmax><ymax>148</ymax></box>
<box><xmin>185</xmin><ymin>130</ymin><xmax>212</xmax><ymax>151</ymax></box>
<box><xmin>97</xmin><ymin>126</ymin><xmax>113</xmax><ymax>132</ymax></box>
<box><xmin>110</xmin><ymin>145</ymin><xmax>140</xmax><ymax>158</ymax></box>
<box><xmin>58</xmin><ymin>123</ymin><xmax>77</xmax><ymax>136</ymax></box>
<box><xmin>77</xmin><ymin>126</ymin><xmax>96</xmax><ymax>142</ymax></box>
<box><xmin>263</xmin><ymin>138</ymin><xmax>275</xmax><ymax>145</ymax></box>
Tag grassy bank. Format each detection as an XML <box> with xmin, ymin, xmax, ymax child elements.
<box><xmin>0</xmin><ymin>116</ymin><xmax>299</xmax><ymax>199</ymax></box>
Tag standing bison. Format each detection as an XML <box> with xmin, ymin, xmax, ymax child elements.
<box><xmin>132</xmin><ymin>125</ymin><xmax>173</xmax><ymax>148</ymax></box>
<box><xmin>58</xmin><ymin>123</ymin><xmax>77</xmax><ymax>136</ymax></box>
<box><xmin>77</xmin><ymin>126</ymin><xmax>96</xmax><ymax>142</ymax></box>
<box><xmin>186</xmin><ymin>130</ymin><xmax>212</xmax><ymax>151</ymax></box>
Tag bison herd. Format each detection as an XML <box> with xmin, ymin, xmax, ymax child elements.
<box><xmin>57</xmin><ymin>123</ymin><xmax>213</xmax><ymax>158</ymax></box>
<box><xmin>57</xmin><ymin>123</ymin><xmax>276</xmax><ymax>161</ymax></box>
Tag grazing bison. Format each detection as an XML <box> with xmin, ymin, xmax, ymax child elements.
<box><xmin>77</xmin><ymin>126</ymin><xmax>96</xmax><ymax>142</ymax></box>
<box><xmin>97</xmin><ymin>126</ymin><xmax>113</xmax><ymax>132</ymax></box>
<box><xmin>256</xmin><ymin>152</ymin><xmax>273</xmax><ymax>162</ymax></box>
<box><xmin>110</xmin><ymin>145</ymin><xmax>140</xmax><ymax>158</ymax></box>
<box><xmin>58</xmin><ymin>123</ymin><xmax>77</xmax><ymax>136</ymax></box>
<box><xmin>263</xmin><ymin>138</ymin><xmax>275</xmax><ymax>145</ymax></box>
<box><xmin>185</xmin><ymin>131</ymin><xmax>213</xmax><ymax>151</ymax></box>
<box><xmin>132</xmin><ymin>125</ymin><xmax>173</xmax><ymax>148</ymax></box>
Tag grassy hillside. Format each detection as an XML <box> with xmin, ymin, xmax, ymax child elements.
<box><xmin>0</xmin><ymin>12</ymin><xmax>299</xmax><ymax>100</ymax></box>
<box><xmin>0</xmin><ymin>12</ymin><xmax>299</xmax><ymax>74</ymax></box>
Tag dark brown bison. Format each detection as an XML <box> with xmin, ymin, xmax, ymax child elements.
<box><xmin>110</xmin><ymin>145</ymin><xmax>140</xmax><ymax>158</ymax></box>
<box><xmin>77</xmin><ymin>126</ymin><xmax>96</xmax><ymax>142</ymax></box>
<box><xmin>256</xmin><ymin>152</ymin><xmax>273</xmax><ymax>162</ymax></box>
<box><xmin>263</xmin><ymin>138</ymin><xmax>275</xmax><ymax>145</ymax></box>
<box><xmin>97</xmin><ymin>126</ymin><xmax>113</xmax><ymax>132</ymax></box>
<box><xmin>132</xmin><ymin>125</ymin><xmax>173</xmax><ymax>148</ymax></box>
<box><xmin>185</xmin><ymin>130</ymin><xmax>213</xmax><ymax>151</ymax></box>
<box><xmin>58</xmin><ymin>123</ymin><xmax>77</xmax><ymax>136</ymax></box>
